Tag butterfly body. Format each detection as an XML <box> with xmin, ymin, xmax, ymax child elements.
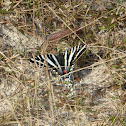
<box><xmin>30</xmin><ymin>45</ymin><xmax>87</xmax><ymax>79</ymax></box>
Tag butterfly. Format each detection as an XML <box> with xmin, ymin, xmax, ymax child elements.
<box><xmin>30</xmin><ymin>44</ymin><xmax>87</xmax><ymax>79</ymax></box>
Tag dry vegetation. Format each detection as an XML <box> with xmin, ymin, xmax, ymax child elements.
<box><xmin>0</xmin><ymin>0</ymin><xmax>126</xmax><ymax>126</ymax></box>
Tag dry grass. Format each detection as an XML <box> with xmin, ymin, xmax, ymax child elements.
<box><xmin>0</xmin><ymin>0</ymin><xmax>126</xmax><ymax>126</ymax></box>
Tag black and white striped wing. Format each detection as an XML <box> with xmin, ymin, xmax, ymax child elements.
<box><xmin>30</xmin><ymin>54</ymin><xmax>63</xmax><ymax>75</ymax></box>
<box><xmin>65</xmin><ymin>44</ymin><xmax>87</xmax><ymax>69</ymax></box>
<box><xmin>30</xmin><ymin>55</ymin><xmax>45</xmax><ymax>66</ymax></box>
<box><xmin>30</xmin><ymin>44</ymin><xmax>87</xmax><ymax>77</ymax></box>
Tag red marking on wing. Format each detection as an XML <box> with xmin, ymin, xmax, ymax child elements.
<box><xmin>63</xmin><ymin>70</ymin><xmax>67</xmax><ymax>74</ymax></box>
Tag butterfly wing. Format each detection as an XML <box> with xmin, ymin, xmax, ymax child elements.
<box><xmin>30</xmin><ymin>55</ymin><xmax>44</xmax><ymax>66</ymax></box>
<box><xmin>65</xmin><ymin>44</ymin><xmax>87</xmax><ymax>71</ymax></box>
<box><xmin>30</xmin><ymin>54</ymin><xmax>64</xmax><ymax>75</ymax></box>
<box><xmin>73</xmin><ymin>44</ymin><xmax>87</xmax><ymax>63</ymax></box>
<box><xmin>57</xmin><ymin>44</ymin><xmax>87</xmax><ymax>77</ymax></box>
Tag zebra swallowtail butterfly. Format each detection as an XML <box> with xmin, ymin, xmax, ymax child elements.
<box><xmin>30</xmin><ymin>45</ymin><xmax>87</xmax><ymax>79</ymax></box>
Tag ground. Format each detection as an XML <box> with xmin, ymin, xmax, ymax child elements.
<box><xmin>0</xmin><ymin>0</ymin><xmax>126</xmax><ymax>126</ymax></box>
